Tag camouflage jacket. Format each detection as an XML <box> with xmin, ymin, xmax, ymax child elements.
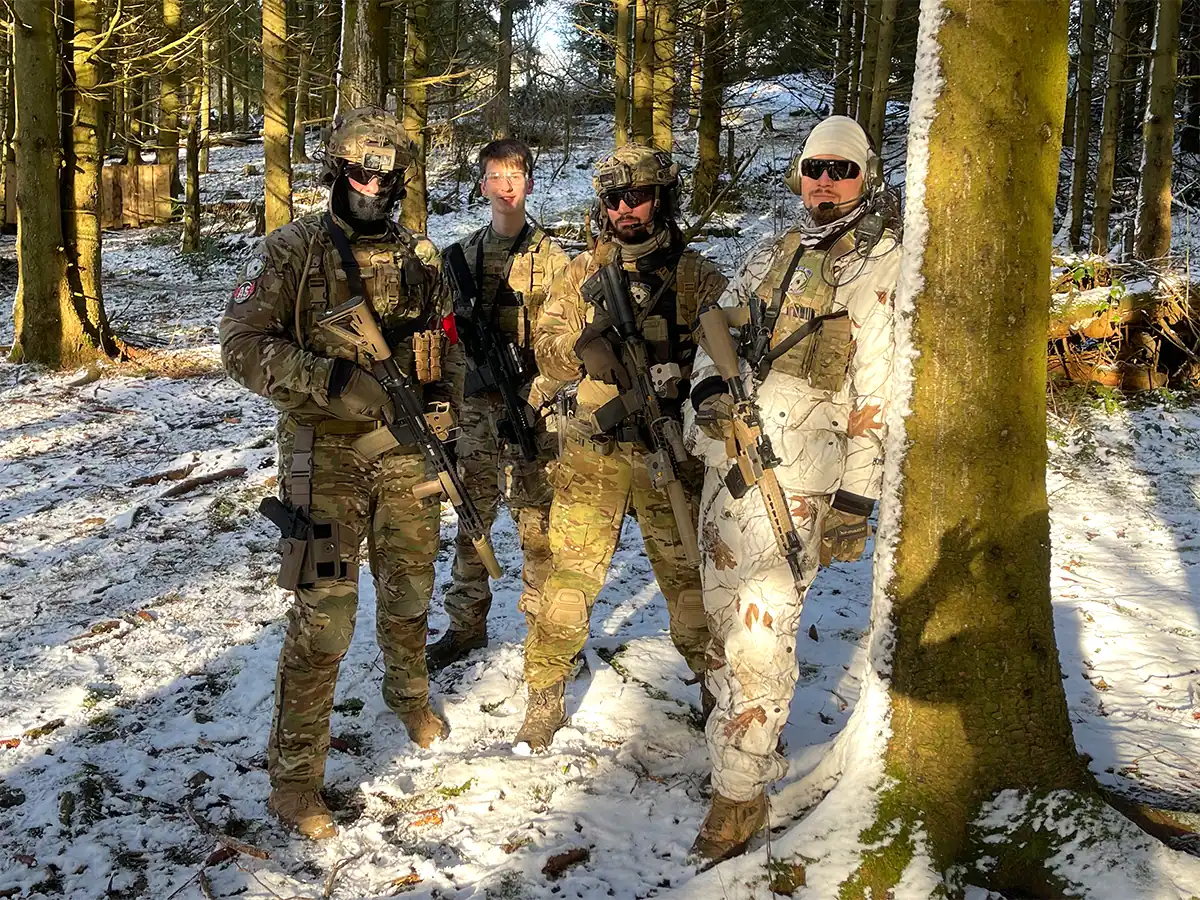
<box><xmin>686</xmin><ymin>224</ymin><xmax>901</xmax><ymax>505</ymax></box>
<box><xmin>219</xmin><ymin>211</ymin><xmax>459</xmax><ymax>422</ymax></box>
<box><xmin>450</xmin><ymin>224</ymin><xmax>570</xmax><ymax>411</ymax></box>
<box><xmin>533</xmin><ymin>235</ymin><xmax>727</xmax><ymax>421</ymax></box>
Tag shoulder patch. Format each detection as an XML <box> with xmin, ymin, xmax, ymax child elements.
<box><xmin>232</xmin><ymin>281</ymin><xmax>258</xmax><ymax>303</ymax></box>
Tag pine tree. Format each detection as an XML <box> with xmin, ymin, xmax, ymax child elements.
<box><xmin>1135</xmin><ymin>0</ymin><xmax>1182</xmax><ymax>263</ymax></box>
<box><xmin>263</xmin><ymin>0</ymin><xmax>294</xmax><ymax>231</ymax></box>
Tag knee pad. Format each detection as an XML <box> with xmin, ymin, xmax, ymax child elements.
<box><xmin>542</xmin><ymin>588</ymin><xmax>589</xmax><ymax>629</ymax></box>
<box><xmin>671</xmin><ymin>588</ymin><xmax>708</xmax><ymax>631</ymax></box>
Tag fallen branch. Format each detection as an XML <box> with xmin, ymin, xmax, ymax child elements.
<box><xmin>160</xmin><ymin>467</ymin><xmax>247</xmax><ymax>499</ymax></box>
<box><xmin>185</xmin><ymin>801</ymin><xmax>271</xmax><ymax>860</ymax></box>
<box><xmin>323</xmin><ymin>852</ymin><xmax>364</xmax><ymax>898</ymax></box>
<box><xmin>129</xmin><ymin>463</ymin><xmax>197</xmax><ymax>487</ymax></box>
<box><xmin>682</xmin><ymin>147</ymin><xmax>760</xmax><ymax>245</ymax></box>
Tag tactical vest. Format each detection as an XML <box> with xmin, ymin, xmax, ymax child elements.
<box><xmin>461</xmin><ymin>225</ymin><xmax>553</xmax><ymax>352</ymax></box>
<box><xmin>590</xmin><ymin>240</ymin><xmax>706</xmax><ymax>372</ymax></box>
<box><xmin>755</xmin><ymin>230</ymin><xmax>857</xmax><ymax>392</ymax></box>
<box><xmin>296</xmin><ymin>223</ymin><xmax>434</xmax><ymax>371</ymax></box>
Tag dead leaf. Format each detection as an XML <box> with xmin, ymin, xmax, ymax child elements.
<box><xmin>14</xmin><ymin>854</ymin><xmax>35</xmax><ymax>867</ymax></box>
<box><xmin>135</xmin><ymin>610</ymin><xmax>157</xmax><ymax>623</ymax></box>
<box><xmin>542</xmin><ymin>847</ymin><xmax>589</xmax><ymax>880</ymax></box>
<box><xmin>82</xmin><ymin>517</ymin><xmax>106</xmax><ymax>527</ymax></box>
<box><xmin>204</xmin><ymin>846</ymin><xmax>237</xmax><ymax>867</ymax></box>
<box><xmin>0</xmin><ymin>738</ymin><xmax>20</xmax><ymax>750</ymax></box>
<box><xmin>409</xmin><ymin>808</ymin><xmax>444</xmax><ymax>828</ymax></box>
<box><xmin>23</xmin><ymin>718</ymin><xmax>65</xmax><ymax>740</ymax></box>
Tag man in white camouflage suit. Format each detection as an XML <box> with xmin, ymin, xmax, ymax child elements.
<box><xmin>684</xmin><ymin>116</ymin><xmax>901</xmax><ymax>861</ymax></box>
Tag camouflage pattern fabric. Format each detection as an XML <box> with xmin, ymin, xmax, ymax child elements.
<box><xmin>268</xmin><ymin>423</ymin><xmax>440</xmax><ymax>789</ymax></box>
<box><xmin>523</xmin><ymin>437</ymin><xmax>708</xmax><ymax>689</ymax></box>
<box><xmin>443</xmin><ymin>394</ymin><xmax>557</xmax><ymax>633</ymax></box>
<box><xmin>684</xmin><ymin>223</ymin><xmax>901</xmax><ymax>802</ymax></box>
<box><xmin>442</xmin><ymin>225</ymin><xmax>569</xmax><ymax>635</ymax></box>
<box><xmin>220</xmin><ymin>208</ymin><xmax>454</xmax><ymax>793</ymax></box>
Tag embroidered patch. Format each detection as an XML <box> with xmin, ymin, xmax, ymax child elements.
<box><xmin>232</xmin><ymin>281</ymin><xmax>257</xmax><ymax>303</ymax></box>
<box><xmin>243</xmin><ymin>256</ymin><xmax>266</xmax><ymax>280</ymax></box>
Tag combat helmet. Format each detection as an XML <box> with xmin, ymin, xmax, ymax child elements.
<box><xmin>592</xmin><ymin>143</ymin><xmax>682</xmax><ymax>231</ymax></box>
<box><xmin>320</xmin><ymin>107</ymin><xmax>415</xmax><ymax>186</ymax></box>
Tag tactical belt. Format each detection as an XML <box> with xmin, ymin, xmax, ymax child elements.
<box><xmin>288</xmin><ymin>424</ymin><xmax>315</xmax><ymax>510</ymax></box>
<box><xmin>283</xmin><ymin>416</ymin><xmax>383</xmax><ymax>437</ymax></box>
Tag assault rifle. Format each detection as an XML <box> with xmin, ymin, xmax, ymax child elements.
<box><xmin>697</xmin><ymin>303</ymin><xmax>807</xmax><ymax>595</ymax></box>
<box><xmin>317</xmin><ymin>297</ymin><xmax>503</xmax><ymax>579</ymax></box>
<box><xmin>442</xmin><ymin>242</ymin><xmax>539</xmax><ymax>463</ymax></box>
<box><xmin>585</xmin><ymin>261</ymin><xmax>700</xmax><ymax>567</ymax></box>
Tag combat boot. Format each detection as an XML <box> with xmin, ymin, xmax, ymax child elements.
<box><xmin>512</xmin><ymin>681</ymin><xmax>567</xmax><ymax>754</ymax></box>
<box><xmin>690</xmin><ymin>791</ymin><xmax>767</xmax><ymax>863</ymax></box>
<box><xmin>426</xmin><ymin>627</ymin><xmax>488</xmax><ymax>674</ymax></box>
<box><xmin>267</xmin><ymin>787</ymin><xmax>338</xmax><ymax>840</ymax></box>
<box><xmin>397</xmin><ymin>704</ymin><xmax>449</xmax><ymax>748</ymax></box>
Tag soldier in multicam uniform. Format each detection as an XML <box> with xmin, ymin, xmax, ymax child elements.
<box><xmin>684</xmin><ymin>116</ymin><xmax>901</xmax><ymax>861</ymax></box>
<box><xmin>513</xmin><ymin>144</ymin><xmax>728</xmax><ymax>753</ymax></box>
<box><xmin>426</xmin><ymin>139</ymin><xmax>570</xmax><ymax>672</ymax></box>
<box><xmin>220</xmin><ymin>108</ymin><xmax>457</xmax><ymax>840</ymax></box>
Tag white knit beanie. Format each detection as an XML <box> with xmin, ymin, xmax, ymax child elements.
<box><xmin>800</xmin><ymin>115</ymin><xmax>872</xmax><ymax>170</ymax></box>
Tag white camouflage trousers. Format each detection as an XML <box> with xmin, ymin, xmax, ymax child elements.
<box><xmin>698</xmin><ymin>465</ymin><xmax>829</xmax><ymax>802</ymax></box>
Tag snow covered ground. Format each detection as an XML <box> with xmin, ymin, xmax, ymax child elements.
<box><xmin>0</xmin><ymin>93</ymin><xmax>1198</xmax><ymax>899</ymax></box>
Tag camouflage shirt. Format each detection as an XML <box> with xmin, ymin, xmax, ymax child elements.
<box><xmin>533</xmin><ymin>233</ymin><xmax>727</xmax><ymax>419</ymax></box>
<box><xmin>219</xmin><ymin>211</ymin><xmax>457</xmax><ymax>420</ymax></box>
<box><xmin>450</xmin><ymin>224</ymin><xmax>570</xmax><ymax>409</ymax></box>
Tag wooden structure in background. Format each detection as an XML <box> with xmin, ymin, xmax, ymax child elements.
<box><xmin>1</xmin><ymin>163</ymin><xmax>173</xmax><ymax>228</ymax></box>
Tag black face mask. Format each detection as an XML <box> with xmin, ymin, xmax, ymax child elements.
<box><xmin>332</xmin><ymin>177</ymin><xmax>395</xmax><ymax>231</ymax></box>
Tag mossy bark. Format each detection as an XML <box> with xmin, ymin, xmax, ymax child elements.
<box><xmin>650</xmin><ymin>0</ymin><xmax>675</xmax><ymax>151</ymax></box>
<box><xmin>1134</xmin><ymin>0</ymin><xmax>1181</xmax><ymax>264</ymax></box>
<box><xmin>865</xmin><ymin>0</ymin><xmax>896</xmax><ymax>150</ymax></box>
<box><xmin>614</xmin><ymin>0</ymin><xmax>631</xmax><ymax>146</ymax></box>
<box><xmin>159</xmin><ymin>0</ymin><xmax>182</xmax><ymax>196</ymax></box>
<box><xmin>400</xmin><ymin>0</ymin><xmax>428</xmax><ymax>233</ymax></box>
<box><xmin>1068</xmin><ymin>0</ymin><xmax>1096</xmax><ymax>251</ymax></box>
<box><xmin>690</xmin><ymin>0</ymin><xmax>725</xmax><ymax>212</ymax></box>
<box><xmin>844</xmin><ymin>1</ymin><xmax>1090</xmax><ymax>895</ymax></box>
<box><xmin>632</xmin><ymin>0</ymin><xmax>654</xmax><ymax>143</ymax></box>
<box><xmin>1091</xmin><ymin>0</ymin><xmax>1127</xmax><ymax>256</ymax></box>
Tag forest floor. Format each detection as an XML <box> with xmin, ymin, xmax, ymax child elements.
<box><xmin>0</xmin><ymin>88</ymin><xmax>1198</xmax><ymax>899</ymax></box>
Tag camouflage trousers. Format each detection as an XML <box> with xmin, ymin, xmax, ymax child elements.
<box><xmin>523</xmin><ymin>434</ymin><xmax>708</xmax><ymax>690</ymax></box>
<box><xmin>442</xmin><ymin>394</ymin><xmax>556</xmax><ymax>636</ymax></box>
<box><xmin>268</xmin><ymin>417</ymin><xmax>440</xmax><ymax>791</ymax></box>
<box><xmin>698</xmin><ymin>465</ymin><xmax>830</xmax><ymax>802</ymax></box>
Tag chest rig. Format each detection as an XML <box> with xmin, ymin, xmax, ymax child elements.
<box><xmin>464</xmin><ymin>224</ymin><xmax>551</xmax><ymax>354</ymax></box>
<box><xmin>296</xmin><ymin>217</ymin><xmax>434</xmax><ymax>365</ymax></box>
<box><xmin>752</xmin><ymin>229</ymin><xmax>857</xmax><ymax>392</ymax></box>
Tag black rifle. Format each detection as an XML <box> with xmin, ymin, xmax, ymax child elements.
<box><xmin>442</xmin><ymin>242</ymin><xmax>539</xmax><ymax>463</ymax></box>
<box><xmin>318</xmin><ymin>296</ymin><xmax>504</xmax><ymax>580</ymax></box>
<box><xmin>585</xmin><ymin>261</ymin><xmax>700</xmax><ymax>566</ymax></box>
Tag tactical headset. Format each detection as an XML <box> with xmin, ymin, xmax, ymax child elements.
<box><xmin>783</xmin><ymin>141</ymin><xmax>883</xmax><ymax>199</ymax></box>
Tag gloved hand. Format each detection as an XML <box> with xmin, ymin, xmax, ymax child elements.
<box><xmin>574</xmin><ymin>326</ymin><xmax>631</xmax><ymax>390</ymax></box>
<box><xmin>820</xmin><ymin>510</ymin><xmax>871</xmax><ymax>567</ymax></box>
<box><xmin>327</xmin><ymin>357</ymin><xmax>391</xmax><ymax>421</ymax></box>
<box><xmin>695</xmin><ymin>393</ymin><xmax>735</xmax><ymax>441</ymax></box>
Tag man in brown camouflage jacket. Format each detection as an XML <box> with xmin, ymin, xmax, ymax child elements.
<box><xmin>219</xmin><ymin>108</ymin><xmax>458</xmax><ymax>840</ymax></box>
<box><xmin>513</xmin><ymin>144</ymin><xmax>728</xmax><ymax>754</ymax></box>
<box><xmin>428</xmin><ymin>139</ymin><xmax>570</xmax><ymax>672</ymax></box>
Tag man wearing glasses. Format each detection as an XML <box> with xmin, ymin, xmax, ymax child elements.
<box><xmin>428</xmin><ymin>139</ymin><xmax>570</xmax><ymax>672</ymax></box>
<box><xmin>220</xmin><ymin>108</ymin><xmax>457</xmax><ymax>840</ymax></box>
<box><xmin>683</xmin><ymin>115</ymin><xmax>901</xmax><ymax>861</ymax></box>
<box><xmin>513</xmin><ymin>144</ymin><xmax>728</xmax><ymax>753</ymax></box>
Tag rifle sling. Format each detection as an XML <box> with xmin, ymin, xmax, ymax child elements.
<box><xmin>758</xmin><ymin>309</ymin><xmax>849</xmax><ymax>376</ymax></box>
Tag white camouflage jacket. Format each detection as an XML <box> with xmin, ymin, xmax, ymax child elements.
<box><xmin>685</xmin><ymin>226</ymin><xmax>901</xmax><ymax>511</ymax></box>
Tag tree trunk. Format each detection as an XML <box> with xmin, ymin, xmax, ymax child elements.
<box><xmin>1135</xmin><ymin>0</ymin><xmax>1182</xmax><ymax>264</ymax></box>
<box><xmin>263</xmin><ymin>0</ymin><xmax>294</xmax><ymax>232</ymax></box>
<box><xmin>0</xmin><ymin>19</ymin><xmax>10</xmax><ymax>222</ymax></box>
<box><xmin>11</xmin><ymin>0</ymin><xmax>109</xmax><ymax>367</ymax></box>
<box><xmin>856</xmin><ymin>0</ymin><xmax>881</xmax><ymax>129</ymax></box>
<box><xmin>1182</xmin><ymin>0</ymin><xmax>1200</xmax><ymax>153</ymax></box>
<box><xmin>494</xmin><ymin>0</ymin><xmax>514</xmax><ymax>138</ymax></box>
<box><xmin>238</xmin><ymin>0</ymin><xmax>250</xmax><ymax>130</ymax></box>
<box><xmin>200</xmin><ymin>3</ymin><xmax>212</xmax><ymax>172</ymax></box>
<box><xmin>1062</xmin><ymin>52</ymin><xmax>1076</xmax><ymax>149</ymax></box>
<box><xmin>686</xmin><ymin>23</ymin><xmax>701</xmax><ymax>131</ymax></box>
<box><xmin>127</xmin><ymin>71</ymin><xmax>144</xmax><ymax>164</ymax></box>
<box><xmin>347</xmin><ymin>0</ymin><xmax>384</xmax><ymax>110</ymax></box>
<box><xmin>1092</xmin><ymin>0</ymin><xmax>1128</xmax><ymax>255</ymax></box>
<box><xmin>691</xmin><ymin>0</ymin><xmax>725</xmax><ymax>212</ymax></box>
<box><xmin>63</xmin><ymin>0</ymin><xmax>118</xmax><ymax>360</ymax></box>
<box><xmin>833</xmin><ymin>0</ymin><xmax>852</xmax><ymax>115</ymax></box>
<box><xmin>840</xmin><ymin>2</ymin><xmax>1090</xmax><ymax>894</ymax></box>
<box><xmin>222</xmin><ymin>9</ymin><xmax>234</xmax><ymax>131</ymax></box>
<box><xmin>401</xmin><ymin>0</ymin><xmax>428</xmax><ymax>233</ymax></box>
<box><xmin>866</xmin><ymin>0</ymin><xmax>896</xmax><ymax>148</ymax></box>
<box><xmin>633</xmin><ymin>0</ymin><xmax>654</xmax><ymax>142</ymax></box>
<box><xmin>1068</xmin><ymin>0</ymin><xmax>1097</xmax><ymax>250</ymax></box>
<box><xmin>182</xmin><ymin>115</ymin><xmax>201</xmax><ymax>252</ymax></box>
<box><xmin>846</xmin><ymin>0</ymin><xmax>864</xmax><ymax>119</ymax></box>
<box><xmin>293</xmin><ymin>0</ymin><xmax>312</xmax><ymax>161</ymax></box>
<box><xmin>160</xmin><ymin>0</ymin><xmax>182</xmax><ymax>196</ymax></box>
<box><xmin>336</xmin><ymin>0</ymin><xmax>358</xmax><ymax>117</ymax></box>
<box><xmin>651</xmin><ymin>0</ymin><xmax>676</xmax><ymax>150</ymax></box>
<box><xmin>615</xmin><ymin>0</ymin><xmax>632</xmax><ymax>145</ymax></box>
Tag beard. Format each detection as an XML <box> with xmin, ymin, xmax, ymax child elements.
<box><xmin>613</xmin><ymin>218</ymin><xmax>652</xmax><ymax>242</ymax></box>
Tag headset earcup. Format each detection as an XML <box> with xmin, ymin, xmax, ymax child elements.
<box><xmin>784</xmin><ymin>155</ymin><xmax>804</xmax><ymax>196</ymax></box>
<box><xmin>865</xmin><ymin>153</ymin><xmax>883</xmax><ymax>194</ymax></box>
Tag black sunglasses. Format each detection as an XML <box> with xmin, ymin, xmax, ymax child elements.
<box><xmin>345</xmin><ymin>163</ymin><xmax>401</xmax><ymax>187</ymax></box>
<box><xmin>800</xmin><ymin>158</ymin><xmax>861</xmax><ymax>181</ymax></box>
<box><xmin>602</xmin><ymin>187</ymin><xmax>656</xmax><ymax>210</ymax></box>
